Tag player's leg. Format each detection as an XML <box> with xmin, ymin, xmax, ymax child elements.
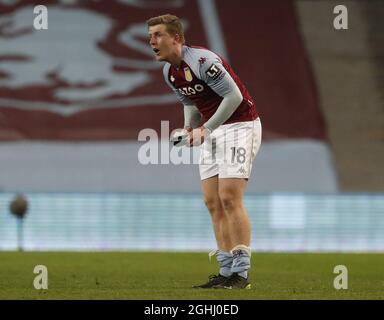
<box><xmin>202</xmin><ymin>175</ymin><xmax>236</xmax><ymax>278</ymax></box>
<box><xmin>201</xmin><ymin>175</ymin><xmax>233</xmax><ymax>252</ymax></box>
<box><xmin>193</xmin><ymin>175</ymin><xmax>234</xmax><ymax>288</ymax></box>
<box><xmin>218</xmin><ymin>178</ymin><xmax>252</xmax><ymax>289</ymax></box>
<box><xmin>194</xmin><ymin>130</ymin><xmax>235</xmax><ymax>288</ymax></box>
<box><xmin>212</xmin><ymin>119</ymin><xmax>261</xmax><ymax>289</ymax></box>
<box><xmin>218</xmin><ymin>178</ymin><xmax>250</xmax><ymax>246</ymax></box>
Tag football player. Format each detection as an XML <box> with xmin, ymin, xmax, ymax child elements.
<box><xmin>147</xmin><ymin>14</ymin><xmax>262</xmax><ymax>289</ymax></box>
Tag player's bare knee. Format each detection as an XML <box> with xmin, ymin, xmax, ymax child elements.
<box><xmin>219</xmin><ymin>193</ymin><xmax>241</xmax><ymax>213</ymax></box>
<box><xmin>204</xmin><ymin>197</ymin><xmax>222</xmax><ymax>215</ymax></box>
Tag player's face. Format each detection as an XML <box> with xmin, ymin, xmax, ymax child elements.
<box><xmin>148</xmin><ymin>24</ymin><xmax>178</xmax><ymax>62</ymax></box>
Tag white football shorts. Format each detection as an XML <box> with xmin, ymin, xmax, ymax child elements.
<box><xmin>199</xmin><ymin>117</ymin><xmax>262</xmax><ymax>180</ymax></box>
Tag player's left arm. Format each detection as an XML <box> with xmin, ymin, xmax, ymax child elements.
<box><xmin>188</xmin><ymin>59</ymin><xmax>243</xmax><ymax>146</ymax></box>
<box><xmin>201</xmin><ymin>61</ymin><xmax>243</xmax><ymax>132</ymax></box>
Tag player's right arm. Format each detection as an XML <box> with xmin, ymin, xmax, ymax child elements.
<box><xmin>184</xmin><ymin>105</ymin><xmax>201</xmax><ymax>130</ymax></box>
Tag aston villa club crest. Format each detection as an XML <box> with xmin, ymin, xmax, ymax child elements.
<box><xmin>184</xmin><ymin>67</ymin><xmax>193</xmax><ymax>82</ymax></box>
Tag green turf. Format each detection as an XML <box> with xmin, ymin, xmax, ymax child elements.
<box><xmin>0</xmin><ymin>252</ymin><xmax>383</xmax><ymax>299</ymax></box>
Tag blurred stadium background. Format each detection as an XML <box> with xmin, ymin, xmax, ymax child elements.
<box><xmin>0</xmin><ymin>0</ymin><xmax>383</xmax><ymax>255</ymax></box>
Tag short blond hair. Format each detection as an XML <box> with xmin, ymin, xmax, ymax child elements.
<box><xmin>147</xmin><ymin>14</ymin><xmax>185</xmax><ymax>44</ymax></box>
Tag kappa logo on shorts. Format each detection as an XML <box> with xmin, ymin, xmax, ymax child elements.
<box><xmin>237</xmin><ymin>166</ymin><xmax>246</xmax><ymax>174</ymax></box>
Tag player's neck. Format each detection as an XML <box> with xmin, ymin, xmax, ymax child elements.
<box><xmin>168</xmin><ymin>46</ymin><xmax>183</xmax><ymax>68</ymax></box>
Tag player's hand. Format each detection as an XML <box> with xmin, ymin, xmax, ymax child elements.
<box><xmin>187</xmin><ymin>126</ymin><xmax>209</xmax><ymax>147</ymax></box>
<box><xmin>170</xmin><ymin>128</ymin><xmax>189</xmax><ymax>146</ymax></box>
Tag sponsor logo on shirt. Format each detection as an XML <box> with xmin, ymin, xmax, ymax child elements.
<box><xmin>178</xmin><ymin>84</ymin><xmax>205</xmax><ymax>96</ymax></box>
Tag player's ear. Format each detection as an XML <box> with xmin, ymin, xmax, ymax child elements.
<box><xmin>174</xmin><ymin>33</ymin><xmax>181</xmax><ymax>43</ymax></box>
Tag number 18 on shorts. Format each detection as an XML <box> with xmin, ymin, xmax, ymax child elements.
<box><xmin>199</xmin><ymin>118</ymin><xmax>262</xmax><ymax>180</ymax></box>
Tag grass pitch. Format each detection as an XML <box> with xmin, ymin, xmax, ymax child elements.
<box><xmin>0</xmin><ymin>252</ymin><xmax>383</xmax><ymax>299</ymax></box>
